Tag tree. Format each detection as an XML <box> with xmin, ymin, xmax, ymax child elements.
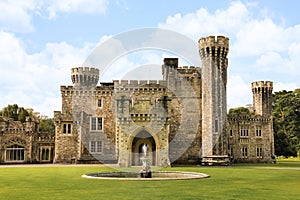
<box><xmin>38</xmin><ymin>118</ymin><xmax>55</xmax><ymax>133</ymax></box>
<box><xmin>228</xmin><ymin>107</ymin><xmax>251</xmax><ymax>116</ymax></box>
<box><xmin>273</xmin><ymin>89</ymin><xmax>300</xmax><ymax>157</ymax></box>
<box><xmin>0</xmin><ymin>104</ymin><xmax>31</xmax><ymax>122</ymax></box>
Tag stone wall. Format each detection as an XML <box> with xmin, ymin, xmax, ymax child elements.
<box><xmin>199</xmin><ymin>36</ymin><xmax>229</xmax><ymax>158</ymax></box>
<box><xmin>227</xmin><ymin>115</ymin><xmax>274</xmax><ymax>163</ymax></box>
<box><xmin>0</xmin><ymin>116</ymin><xmax>54</xmax><ymax>163</ymax></box>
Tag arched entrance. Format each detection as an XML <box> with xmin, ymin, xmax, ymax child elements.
<box><xmin>131</xmin><ymin>130</ymin><xmax>156</xmax><ymax>166</ymax></box>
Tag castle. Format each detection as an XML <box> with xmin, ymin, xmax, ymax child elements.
<box><xmin>0</xmin><ymin>35</ymin><xmax>274</xmax><ymax>165</ymax></box>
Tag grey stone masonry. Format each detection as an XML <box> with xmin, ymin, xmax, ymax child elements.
<box><xmin>199</xmin><ymin>36</ymin><xmax>229</xmax><ymax>158</ymax></box>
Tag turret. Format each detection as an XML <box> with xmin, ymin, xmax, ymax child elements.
<box><xmin>199</xmin><ymin>35</ymin><xmax>229</xmax><ymax>158</ymax></box>
<box><xmin>199</xmin><ymin>36</ymin><xmax>229</xmax><ymax>86</ymax></box>
<box><xmin>162</xmin><ymin>58</ymin><xmax>178</xmax><ymax>88</ymax></box>
<box><xmin>71</xmin><ymin>67</ymin><xmax>99</xmax><ymax>87</ymax></box>
<box><xmin>252</xmin><ymin>81</ymin><xmax>273</xmax><ymax>116</ymax></box>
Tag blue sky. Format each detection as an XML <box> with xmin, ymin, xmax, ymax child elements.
<box><xmin>0</xmin><ymin>0</ymin><xmax>300</xmax><ymax>117</ymax></box>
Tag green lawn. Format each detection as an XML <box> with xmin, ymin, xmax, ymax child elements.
<box><xmin>0</xmin><ymin>163</ymin><xmax>299</xmax><ymax>200</ymax></box>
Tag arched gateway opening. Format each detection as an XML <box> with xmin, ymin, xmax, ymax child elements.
<box><xmin>131</xmin><ymin>130</ymin><xmax>156</xmax><ymax>166</ymax></box>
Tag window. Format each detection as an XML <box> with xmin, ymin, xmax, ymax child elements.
<box><xmin>215</xmin><ymin>120</ymin><xmax>219</xmax><ymax>132</ymax></box>
<box><xmin>97</xmin><ymin>99</ymin><xmax>102</xmax><ymax>107</ymax></box>
<box><xmin>91</xmin><ymin>117</ymin><xmax>103</xmax><ymax>131</ymax></box>
<box><xmin>256</xmin><ymin>147</ymin><xmax>263</xmax><ymax>158</ymax></box>
<box><xmin>40</xmin><ymin>148</ymin><xmax>50</xmax><ymax>161</ymax></box>
<box><xmin>97</xmin><ymin>141</ymin><xmax>102</xmax><ymax>152</ymax></box>
<box><xmin>63</xmin><ymin>124</ymin><xmax>66</xmax><ymax>133</ymax></box>
<box><xmin>240</xmin><ymin>127</ymin><xmax>249</xmax><ymax>137</ymax></box>
<box><xmin>63</xmin><ymin>123</ymin><xmax>72</xmax><ymax>134</ymax></box>
<box><xmin>90</xmin><ymin>141</ymin><xmax>96</xmax><ymax>152</ymax></box>
<box><xmin>242</xmin><ymin>147</ymin><xmax>248</xmax><ymax>158</ymax></box>
<box><xmin>229</xmin><ymin>147</ymin><xmax>233</xmax><ymax>156</ymax></box>
<box><xmin>90</xmin><ymin>141</ymin><xmax>102</xmax><ymax>153</ymax></box>
<box><xmin>67</xmin><ymin>124</ymin><xmax>71</xmax><ymax>134</ymax></box>
<box><xmin>256</xmin><ymin>127</ymin><xmax>262</xmax><ymax>137</ymax></box>
<box><xmin>229</xmin><ymin>129</ymin><xmax>233</xmax><ymax>137</ymax></box>
<box><xmin>5</xmin><ymin>144</ymin><xmax>25</xmax><ymax>161</ymax></box>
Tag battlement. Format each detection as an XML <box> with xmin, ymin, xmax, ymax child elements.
<box><xmin>71</xmin><ymin>67</ymin><xmax>99</xmax><ymax>86</ymax></box>
<box><xmin>199</xmin><ymin>35</ymin><xmax>229</xmax><ymax>59</ymax></box>
<box><xmin>60</xmin><ymin>86</ymin><xmax>73</xmax><ymax>92</ymax></box>
<box><xmin>71</xmin><ymin>67</ymin><xmax>99</xmax><ymax>74</ymax></box>
<box><xmin>163</xmin><ymin>58</ymin><xmax>178</xmax><ymax>68</ymax></box>
<box><xmin>177</xmin><ymin>66</ymin><xmax>201</xmax><ymax>75</ymax></box>
<box><xmin>227</xmin><ymin>114</ymin><xmax>272</xmax><ymax>122</ymax></box>
<box><xmin>113</xmin><ymin>80</ymin><xmax>167</xmax><ymax>89</ymax></box>
<box><xmin>251</xmin><ymin>81</ymin><xmax>273</xmax><ymax>89</ymax></box>
<box><xmin>251</xmin><ymin>81</ymin><xmax>273</xmax><ymax>94</ymax></box>
<box><xmin>199</xmin><ymin>35</ymin><xmax>229</xmax><ymax>48</ymax></box>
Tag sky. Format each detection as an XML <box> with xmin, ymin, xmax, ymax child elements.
<box><xmin>0</xmin><ymin>0</ymin><xmax>300</xmax><ymax>117</ymax></box>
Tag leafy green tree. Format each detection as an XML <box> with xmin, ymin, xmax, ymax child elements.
<box><xmin>228</xmin><ymin>107</ymin><xmax>251</xmax><ymax>116</ymax></box>
<box><xmin>273</xmin><ymin>89</ymin><xmax>300</xmax><ymax>157</ymax></box>
<box><xmin>0</xmin><ymin>104</ymin><xmax>31</xmax><ymax>122</ymax></box>
<box><xmin>17</xmin><ymin>107</ymin><xmax>30</xmax><ymax>122</ymax></box>
<box><xmin>39</xmin><ymin>118</ymin><xmax>55</xmax><ymax>133</ymax></box>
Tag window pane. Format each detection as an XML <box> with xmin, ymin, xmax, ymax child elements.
<box><xmin>90</xmin><ymin>141</ymin><xmax>96</xmax><ymax>152</ymax></box>
<box><xmin>215</xmin><ymin>120</ymin><xmax>218</xmax><ymax>132</ymax></box>
<box><xmin>5</xmin><ymin>145</ymin><xmax>25</xmax><ymax>161</ymax></box>
<box><xmin>63</xmin><ymin>124</ymin><xmax>67</xmax><ymax>133</ymax></box>
<box><xmin>97</xmin><ymin>118</ymin><xmax>102</xmax><ymax>130</ymax></box>
<box><xmin>91</xmin><ymin>118</ymin><xmax>96</xmax><ymax>130</ymax></box>
<box><xmin>97</xmin><ymin>141</ymin><xmax>102</xmax><ymax>152</ymax></box>
<box><xmin>67</xmin><ymin>124</ymin><xmax>72</xmax><ymax>134</ymax></box>
<box><xmin>98</xmin><ymin>99</ymin><xmax>102</xmax><ymax>107</ymax></box>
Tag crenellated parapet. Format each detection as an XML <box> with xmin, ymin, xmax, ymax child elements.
<box><xmin>71</xmin><ymin>67</ymin><xmax>99</xmax><ymax>87</ymax></box>
<box><xmin>251</xmin><ymin>81</ymin><xmax>273</xmax><ymax>116</ymax></box>
<box><xmin>163</xmin><ymin>58</ymin><xmax>178</xmax><ymax>68</ymax></box>
<box><xmin>227</xmin><ymin>114</ymin><xmax>272</xmax><ymax>122</ymax></box>
<box><xmin>177</xmin><ymin>66</ymin><xmax>201</xmax><ymax>75</ymax></box>
<box><xmin>199</xmin><ymin>35</ymin><xmax>229</xmax><ymax>87</ymax></box>
<box><xmin>251</xmin><ymin>81</ymin><xmax>273</xmax><ymax>94</ymax></box>
<box><xmin>198</xmin><ymin>35</ymin><xmax>229</xmax><ymax>59</ymax></box>
<box><xmin>0</xmin><ymin>117</ymin><xmax>38</xmax><ymax>134</ymax></box>
<box><xmin>113</xmin><ymin>80</ymin><xmax>167</xmax><ymax>90</ymax></box>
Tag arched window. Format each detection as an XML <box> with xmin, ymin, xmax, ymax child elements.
<box><xmin>5</xmin><ymin>144</ymin><xmax>25</xmax><ymax>162</ymax></box>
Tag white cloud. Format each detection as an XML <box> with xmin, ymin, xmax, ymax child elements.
<box><xmin>227</xmin><ymin>75</ymin><xmax>252</xmax><ymax>109</ymax></box>
<box><xmin>159</xmin><ymin>1</ymin><xmax>250</xmax><ymax>40</ymax></box>
<box><xmin>158</xmin><ymin>0</ymin><xmax>300</xmax><ymax>101</ymax></box>
<box><xmin>46</xmin><ymin>0</ymin><xmax>109</xmax><ymax>19</ymax></box>
<box><xmin>0</xmin><ymin>31</ymin><xmax>97</xmax><ymax>117</ymax></box>
<box><xmin>274</xmin><ymin>82</ymin><xmax>299</xmax><ymax>92</ymax></box>
<box><xmin>0</xmin><ymin>0</ymin><xmax>109</xmax><ymax>32</ymax></box>
<box><xmin>0</xmin><ymin>31</ymin><xmax>26</xmax><ymax>69</ymax></box>
<box><xmin>0</xmin><ymin>0</ymin><xmax>42</xmax><ymax>32</ymax></box>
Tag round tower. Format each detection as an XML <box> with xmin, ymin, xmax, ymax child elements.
<box><xmin>251</xmin><ymin>81</ymin><xmax>273</xmax><ymax>116</ymax></box>
<box><xmin>71</xmin><ymin>67</ymin><xmax>99</xmax><ymax>87</ymax></box>
<box><xmin>199</xmin><ymin>35</ymin><xmax>229</xmax><ymax>86</ymax></box>
<box><xmin>199</xmin><ymin>35</ymin><xmax>229</xmax><ymax>158</ymax></box>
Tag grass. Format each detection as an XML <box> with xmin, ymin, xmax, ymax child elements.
<box><xmin>276</xmin><ymin>156</ymin><xmax>300</xmax><ymax>162</ymax></box>
<box><xmin>0</xmin><ymin>163</ymin><xmax>300</xmax><ymax>200</ymax></box>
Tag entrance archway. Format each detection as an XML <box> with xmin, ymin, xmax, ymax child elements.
<box><xmin>131</xmin><ymin>130</ymin><xmax>156</xmax><ymax>166</ymax></box>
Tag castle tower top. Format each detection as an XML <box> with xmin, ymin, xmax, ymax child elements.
<box><xmin>71</xmin><ymin>67</ymin><xmax>99</xmax><ymax>87</ymax></box>
<box><xmin>163</xmin><ymin>58</ymin><xmax>178</xmax><ymax>68</ymax></box>
<box><xmin>251</xmin><ymin>81</ymin><xmax>273</xmax><ymax>116</ymax></box>
<box><xmin>251</xmin><ymin>81</ymin><xmax>273</xmax><ymax>90</ymax></box>
<box><xmin>199</xmin><ymin>36</ymin><xmax>229</xmax><ymax>59</ymax></box>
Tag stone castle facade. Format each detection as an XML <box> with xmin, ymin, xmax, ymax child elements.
<box><xmin>0</xmin><ymin>35</ymin><xmax>274</xmax><ymax>165</ymax></box>
<box><xmin>0</xmin><ymin>117</ymin><xmax>55</xmax><ymax>163</ymax></box>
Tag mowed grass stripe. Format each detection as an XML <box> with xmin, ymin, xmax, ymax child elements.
<box><xmin>0</xmin><ymin>164</ymin><xmax>299</xmax><ymax>200</ymax></box>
